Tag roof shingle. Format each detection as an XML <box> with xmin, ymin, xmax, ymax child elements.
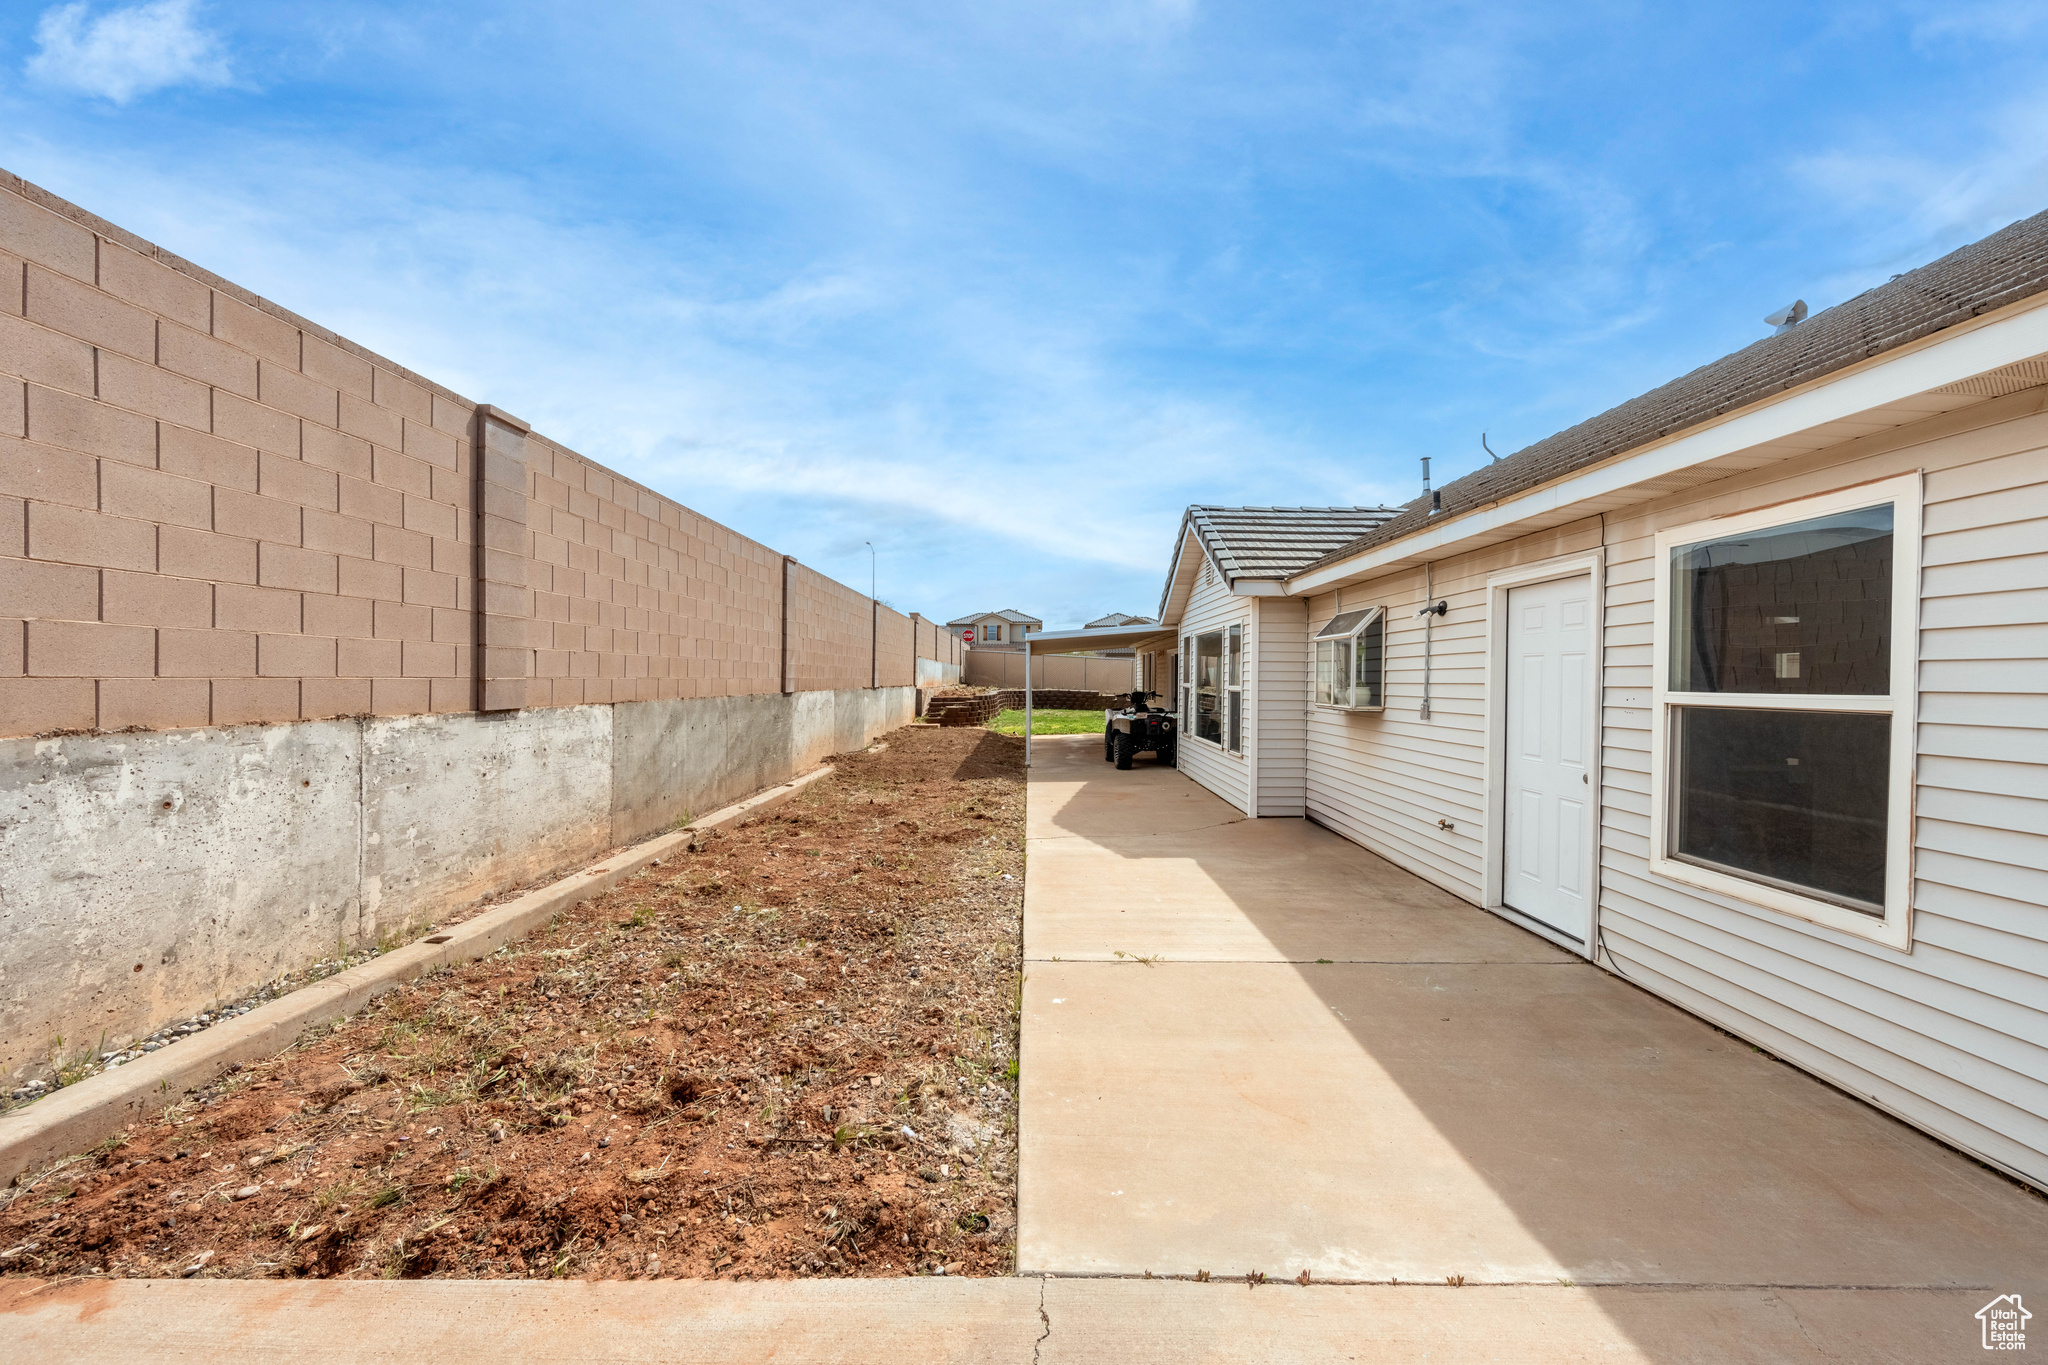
<box><xmin>1185</xmin><ymin>506</ymin><xmax>1401</xmax><ymax>582</ymax></box>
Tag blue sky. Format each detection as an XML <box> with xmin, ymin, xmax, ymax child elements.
<box><xmin>5</xmin><ymin>1</ymin><xmax>2046</xmax><ymax>626</ymax></box>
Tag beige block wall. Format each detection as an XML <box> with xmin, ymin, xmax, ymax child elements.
<box><xmin>962</xmin><ymin>649</ymin><xmax>1138</xmax><ymax>691</ymax></box>
<box><xmin>0</xmin><ymin>170</ymin><xmax>919</xmax><ymax>738</ymax></box>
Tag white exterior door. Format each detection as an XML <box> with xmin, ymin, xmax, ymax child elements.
<box><xmin>1503</xmin><ymin>575</ymin><xmax>1593</xmax><ymax>942</ymax></box>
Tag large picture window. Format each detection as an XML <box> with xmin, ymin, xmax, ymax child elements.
<box><xmin>1313</xmin><ymin>607</ymin><xmax>1386</xmax><ymax>710</ymax></box>
<box><xmin>1194</xmin><ymin>630</ymin><xmax>1223</xmax><ymax>744</ymax></box>
<box><xmin>1650</xmin><ymin>474</ymin><xmax>1919</xmax><ymax>949</ymax></box>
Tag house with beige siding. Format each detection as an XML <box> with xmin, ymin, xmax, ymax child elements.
<box><xmin>947</xmin><ymin>608</ymin><xmax>1041</xmax><ymax>648</ymax></box>
<box><xmin>1130</xmin><ymin>212</ymin><xmax>2048</xmax><ymax>1193</ymax></box>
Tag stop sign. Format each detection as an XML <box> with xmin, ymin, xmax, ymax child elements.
<box><xmin>963</xmin><ymin>629</ymin><xmax>975</xmax><ymax>643</ymax></box>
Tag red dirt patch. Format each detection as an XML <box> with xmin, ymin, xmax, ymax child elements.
<box><xmin>0</xmin><ymin>727</ymin><xmax>1024</xmax><ymax>1283</ymax></box>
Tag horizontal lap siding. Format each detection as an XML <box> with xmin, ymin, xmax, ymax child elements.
<box><xmin>1303</xmin><ymin>525</ymin><xmax>1599</xmax><ymax>904</ymax></box>
<box><xmin>1173</xmin><ymin>570</ymin><xmax>1249</xmax><ymax>815</ymax></box>
<box><xmin>1294</xmin><ymin>389</ymin><xmax>2048</xmax><ymax>1187</ymax></box>
<box><xmin>1255</xmin><ymin>596</ymin><xmax>1308</xmax><ymax>816</ymax></box>
<box><xmin>1591</xmin><ymin>394</ymin><xmax>2048</xmax><ymax>1188</ymax></box>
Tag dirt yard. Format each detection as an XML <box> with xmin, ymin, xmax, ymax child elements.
<box><xmin>0</xmin><ymin>726</ymin><xmax>1025</xmax><ymax>1282</ymax></box>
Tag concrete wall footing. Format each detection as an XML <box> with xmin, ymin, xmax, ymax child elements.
<box><xmin>0</xmin><ymin>687</ymin><xmax>914</xmax><ymax>1080</ymax></box>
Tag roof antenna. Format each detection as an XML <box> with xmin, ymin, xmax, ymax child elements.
<box><xmin>1481</xmin><ymin>432</ymin><xmax>1500</xmax><ymax>462</ymax></box>
<box><xmin>1764</xmin><ymin>299</ymin><xmax>1808</xmax><ymax>335</ymax></box>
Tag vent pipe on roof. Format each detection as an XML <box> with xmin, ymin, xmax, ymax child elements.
<box><xmin>1765</xmin><ymin>299</ymin><xmax>1808</xmax><ymax>335</ymax></box>
<box><xmin>1422</xmin><ymin>458</ymin><xmax>1441</xmax><ymax>516</ymax></box>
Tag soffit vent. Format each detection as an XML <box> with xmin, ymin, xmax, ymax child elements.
<box><xmin>1929</xmin><ymin>357</ymin><xmax>2048</xmax><ymax>397</ymax></box>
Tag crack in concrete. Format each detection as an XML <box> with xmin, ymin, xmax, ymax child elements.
<box><xmin>1033</xmin><ymin>1274</ymin><xmax>1051</xmax><ymax>1364</ymax></box>
<box><xmin>1020</xmin><ymin>1272</ymin><xmax>1993</xmax><ymax>1289</ymax></box>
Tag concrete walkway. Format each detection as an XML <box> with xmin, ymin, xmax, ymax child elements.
<box><xmin>1</xmin><ymin>1275</ymin><xmax>2018</xmax><ymax>1363</ymax></box>
<box><xmin>1017</xmin><ymin>734</ymin><xmax>2048</xmax><ymax>1356</ymax></box>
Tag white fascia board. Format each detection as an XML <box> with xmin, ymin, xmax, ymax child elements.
<box><xmin>1233</xmin><ymin>579</ymin><xmax>1286</xmax><ymax>595</ymax></box>
<box><xmin>1287</xmin><ymin>293</ymin><xmax>2048</xmax><ymax>597</ymax></box>
<box><xmin>1157</xmin><ymin>525</ymin><xmax>1211</xmax><ymax>626</ymax></box>
<box><xmin>1027</xmin><ymin>624</ymin><xmax>1178</xmax><ymax>652</ymax></box>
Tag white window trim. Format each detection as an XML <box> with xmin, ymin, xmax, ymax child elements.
<box><xmin>1226</xmin><ymin>622</ymin><xmax>1244</xmax><ymax>754</ymax></box>
<box><xmin>1183</xmin><ymin>622</ymin><xmax>1250</xmax><ymax>758</ymax></box>
<box><xmin>1480</xmin><ymin>550</ymin><xmax>1605</xmax><ymax>961</ymax></box>
<box><xmin>1648</xmin><ymin>472</ymin><xmax>1921</xmax><ymax>952</ymax></box>
<box><xmin>1311</xmin><ymin>605</ymin><xmax>1389</xmax><ymax>712</ymax></box>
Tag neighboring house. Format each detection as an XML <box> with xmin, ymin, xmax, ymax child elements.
<box><xmin>1080</xmin><ymin>613</ymin><xmax>1158</xmax><ymax>660</ymax></box>
<box><xmin>948</xmin><ymin>609</ymin><xmax>1043</xmax><ymax>649</ymax></box>
<box><xmin>1132</xmin><ymin>212</ymin><xmax>2048</xmax><ymax>1194</ymax></box>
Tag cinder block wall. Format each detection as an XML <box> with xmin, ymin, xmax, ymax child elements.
<box><xmin>0</xmin><ymin>170</ymin><xmax>933</xmax><ymax>737</ymax></box>
<box><xmin>0</xmin><ymin>171</ymin><xmax>950</xmax><ymax>1083</ymax></box>
<box><xmin>961</xmin><ymin>649</ymin><xmax>1138</xmax><ymax>691</ymax></box>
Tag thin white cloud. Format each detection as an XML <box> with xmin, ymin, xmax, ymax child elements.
<box><xmin>26</xmin><ymin>0</ymin><xmax>231</xmax><ymax>105</ymax></box>
<box><xmin>1791</xmin><ymin>90</ymin><xmax>2048</xmax><ymax>281</ymax></box>
<box><xmin>1905</xmin><ymin>0</ymin><xmax>2045</xmax><ymax>45</ymax></box>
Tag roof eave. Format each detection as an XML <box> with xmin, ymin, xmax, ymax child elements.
<box><xmin>1288</xmin><ymin>288</ymin><xmax>2048</xmax><ymax>596</ymax></box>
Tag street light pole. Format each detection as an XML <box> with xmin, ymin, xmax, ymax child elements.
<box><xmin>864</xmin><ymin>541</ymin><xmax>875</xmax><ymax>599</ymax></box>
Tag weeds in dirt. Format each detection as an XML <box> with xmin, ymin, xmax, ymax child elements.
<box><xmin>0</xmin><ymin>727</ymin><xmax>1025</xmax><ymax>1284</ymax></box>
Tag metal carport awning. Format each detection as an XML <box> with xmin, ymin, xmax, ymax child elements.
<box><xmin>1017</xmin><ymin>624</ymin><xmax>1178</xmax><ymax>766</ymax></box>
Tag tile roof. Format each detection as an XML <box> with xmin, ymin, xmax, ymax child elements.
<box><xmin>1085</xmin><ymin>612</ymin><xmax>1157</xmax><ymax>627</ymax></box>
<box><xmin>1186</xmin><ymin>506</ymin><xmax>1401</xmax><ymax>582</ymax></box>
<box><xmin>1299</xmin><ymin>205</ymin><xmax>2048</xmax><ymax>575</ymax></box>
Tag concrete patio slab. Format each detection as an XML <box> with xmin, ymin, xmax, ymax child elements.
<box><xmin>1040</xmin><ymin>1278</ymin><xmax>1999</xmax><ymax>1365</ymax></box>
<box><xmin>4</xmin><ymin>1275</ymin><xmax>2009</xmax><ymax>1364</ymax></box>
<box><xmin>0</xmin><ymin>1276</ymin><xmax>1045</xmax><ymax>1365</ymax></box>
<box><xmin>1017</xmin><ymin>729</ymin><xmax>2048</xmax><ymax>1354</ymax></box>
<box><xmin>1025</xmin><ymin>816</ymin><xmax>1569</xmax><ymax>963</ymax></box>
<box><xmin>1017</xmin><ymin>959</ymin><xmax>2048</xmax><ymax>1285</ymax></box>
<box><xmin>1026</xmin><ymin>735</ymin><xmax>1240</xmax><ymax>840</ymax></box>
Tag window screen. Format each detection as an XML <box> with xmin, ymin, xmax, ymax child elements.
<box><xmin>1673</xmin><ymin>707</ymin><xmax>1890</xmax><ymax>913</ymax></box>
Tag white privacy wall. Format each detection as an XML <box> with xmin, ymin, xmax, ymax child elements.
<box><xmin>1299</xmin><ymin>388</ymin><xmax>2048</xmax><ymax>1189</ymax></box>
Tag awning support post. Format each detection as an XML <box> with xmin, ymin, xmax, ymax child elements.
<box><xmin>1024</xmin><ymin>640</ymin><xmax>1033</xmax><ymax>768</ymax></box>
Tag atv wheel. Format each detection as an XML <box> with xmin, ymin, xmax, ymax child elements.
<box><xmin>1104</xmin><ymin>725</ymin><xmax>1115</xmax><ymax>761</ymax></box>
<box><xmin>1113</xmin><ymin>731</ymin><xmax>1134</xmax><ymax>770</ymax></box>
<box><xmin>1160</xmin><ymin>742</ymin><xmax>1177</xmax><ymax>768</ymax></box>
